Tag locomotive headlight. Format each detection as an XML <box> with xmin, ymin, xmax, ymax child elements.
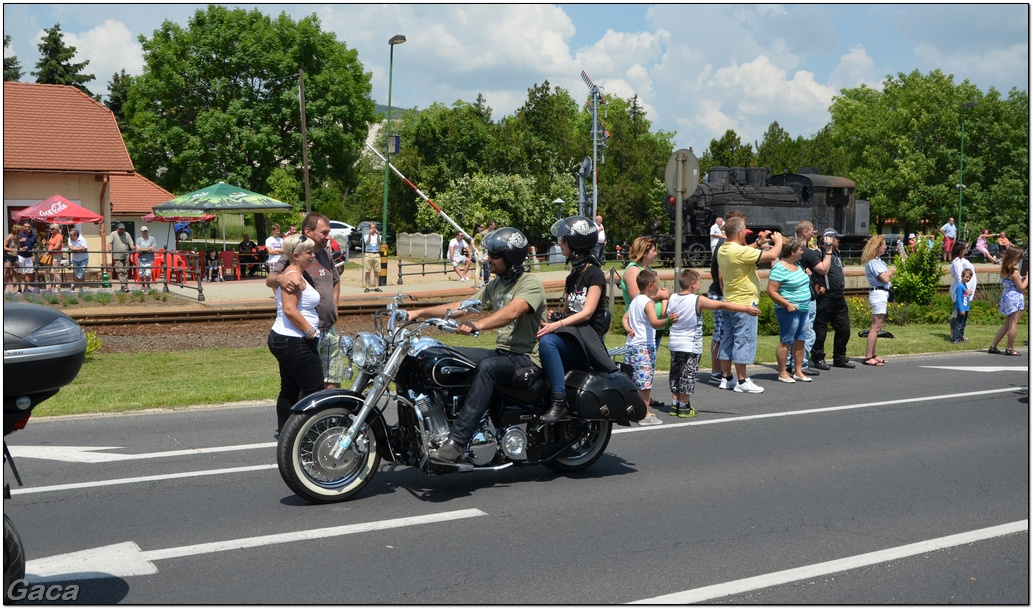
<box><xmin>351</xmin><ymin>332</ymin><xmax>386</xmax><ymax>373</ymax></box>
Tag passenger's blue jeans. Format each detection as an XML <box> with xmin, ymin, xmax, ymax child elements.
<box><xmin>539</xmin><ymin>333</ymin><xmax>588</xmax><ymax>396</ymax></box>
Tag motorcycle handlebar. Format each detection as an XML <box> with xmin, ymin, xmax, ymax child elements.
<box><xmin>430</xmin><ymin>319</ymin><xmax>479</xmax><ymax>338</ymax></box>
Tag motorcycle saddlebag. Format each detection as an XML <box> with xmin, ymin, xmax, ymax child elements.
<box><xmin>563</xmin><ymin>369</ymin><xmax>646</xmax><ymax>426</ymax></box>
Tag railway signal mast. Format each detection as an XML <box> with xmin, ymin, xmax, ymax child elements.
<box><xmin>581</xmin><ymin>70</ymin><xmax>609</xmax><ymax>219</ymax></box>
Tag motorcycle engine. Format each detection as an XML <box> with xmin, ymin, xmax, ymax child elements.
<box><xmin>410</xmin><ymin>391</ymin><xmax>450</xmax><ymax>445</ymax></box>
<box><xmin>468</xmin><ymin>421</ymin><xmax>500</xmax><ymax>465</ymax></box>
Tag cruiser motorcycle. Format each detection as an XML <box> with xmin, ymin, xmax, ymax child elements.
<box><xmin>277</xmin><ymin>294</ymin><xmax>645</xmax><ymax>503</ymax></box>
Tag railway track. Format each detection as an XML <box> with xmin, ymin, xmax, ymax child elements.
<box><xmin>68</xmin><ymin>287</ymin><xmax>898</xmax><ymax>327</ymax></box>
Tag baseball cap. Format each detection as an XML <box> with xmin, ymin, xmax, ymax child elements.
<box><xmin>140</xmin><ymin>226</ymin><xmax>149</xmax><ymax>232</ymax></box>
<box><xmin>822</xmin><ymin>229</ymin><xmax>843</xmax><ymax>238</ymax></box>
<box><xmin>116</xmin><ymin>223</ymin><xmax>126</xmax><ymax>229</ymax></box>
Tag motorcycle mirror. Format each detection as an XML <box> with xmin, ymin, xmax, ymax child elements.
<box><xmin>459</xmin><ymin>299</ymin><xmax>483</xmax><ymax>314</ymax></box>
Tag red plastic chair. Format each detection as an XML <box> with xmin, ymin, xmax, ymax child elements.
<box><xmin>219</xmin><ymin>250</ymin><xmax>241</xmax><ymax>281</ymax></box>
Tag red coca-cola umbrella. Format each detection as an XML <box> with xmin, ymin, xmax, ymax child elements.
<box><xmin>11</xmin><ymin>195</ymin><xmax>104</xmax><ymax>224</ymax></box>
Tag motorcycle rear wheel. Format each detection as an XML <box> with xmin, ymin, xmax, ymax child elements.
<box><xmin>4</xmin><ymin>514</ymin><xmax>25</xmax><ymax>602</ymax></box>
<box><xmin>277</xmin><ymin>408</ymin><xmax>380</xmax><ymax>504</ymax></box>
<box><xmin>543</xmin><ymin>419</ymin><xmax>612</xmax><ymax>473</ymax></box>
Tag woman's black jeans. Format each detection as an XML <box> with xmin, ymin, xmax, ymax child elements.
<box><xmin>268</xmin><ymin>331</ymin><xmax>324</xmax><ymax>432</ymax></box>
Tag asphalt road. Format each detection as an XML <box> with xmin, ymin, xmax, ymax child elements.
<box><xmin>5</xmin><ymin>351</ymin><xmax>1028</xmax><ymax>604</ymax></box>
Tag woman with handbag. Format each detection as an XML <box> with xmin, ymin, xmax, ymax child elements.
<box><xmin>535</xmin><ymin>216</ymin><xmax>618</xmax><ymax>424</ymax></box>
<box><xmin>861</xmin><ymin>235</ymin><xmax>893</xmax><ymax>366</ymax></box>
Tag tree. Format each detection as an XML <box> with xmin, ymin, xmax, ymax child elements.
<box><xmin>122</xmin><ymin>6</ymin><xmax>375</xmax><ymax>241</ymax></box>
<box><xmin>32</xmin><ymin>24</ymin><xmax>94</xmax><ymax>96</ymax></box>
<box><xmin>4</xmin><ymin>34</ymin><xmax>23</xmax><ymax>81</ymax></box>
<box><xmin>104</xmin><ymin>69</ymin><xmax>131</xmax><ymax>132</ymax></box>
<box><xmin>594</xmin><ymin>94</ymin><xmax>674</xmax><ymax>243</ymax></box>
<box><xmin>828</xmin><ymin>69</ymin><xmax>1027</xmax><ymax>241</ymax></box>
<box><xmin>699</xmin><ymin>129</ymin><xmax>756</xmax><ymax>175</ymax></box>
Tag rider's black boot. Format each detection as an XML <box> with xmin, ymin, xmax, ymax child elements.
<box><xmin>429</xmin><ymin>438</ymin><xmax>463</xmax><ymax>463</ymax></box>
<box><xmin>542</xmin><ymin>392</ymin><xmax>568</xmax><ymax>424</ymax></box>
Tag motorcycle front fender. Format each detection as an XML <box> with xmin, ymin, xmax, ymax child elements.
<box><xmin>290</xmin><ymin>389</ymin><xmax>396</xmax><ymax>462</ymax></box>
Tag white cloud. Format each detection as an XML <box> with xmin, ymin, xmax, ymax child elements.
<box><xmin>828</xmin><ymin>45</ymin><xmax>879</xmax><ymax>92</ymax></box>
<box><xmin>914</xmin><ymin>41</ymin><xmax>1030</xmax><ymax>91</ymax></box>
<box><xmin>62</xmin><ymin>19</ymin><xmax>143</xmax><ymax>90</ymax></box>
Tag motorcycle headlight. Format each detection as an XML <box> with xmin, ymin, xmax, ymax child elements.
<box><xmin>351</xmin><ymin>332</ymin><xmax>386</xmax><ymax>373</ymax></box>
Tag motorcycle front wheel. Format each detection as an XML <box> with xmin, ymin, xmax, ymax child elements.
<box><xmin>277</xmin><ymin>408</ymin><xmax>381</xmax><ymax>504</ymax></box>
<box><xmin>543</xmin><ymin>419</ymin><xmax>612</xmax><ymax>473</ymax></box>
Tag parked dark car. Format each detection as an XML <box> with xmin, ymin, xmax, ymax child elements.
<box><xmin>348</xmin><ymin>221</ymin><xmax>395</xmax><ymax>253</ymax></box>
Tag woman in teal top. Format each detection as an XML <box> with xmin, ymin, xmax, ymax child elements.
<box><xmin>766</xmin><ymin>237</ymin><xmax>812</xmax><ymax>383</ymax></box>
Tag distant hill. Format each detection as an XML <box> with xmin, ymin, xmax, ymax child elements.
<box><xmin>374</xmin><ymin>103</ymin><xmax>405</xmax><ymax>120</ymax></box>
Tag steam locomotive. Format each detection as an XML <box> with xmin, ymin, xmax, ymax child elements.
<box><xmin>658</xmin><ymin>166</ymin><xmax>870</xmax><ymax>267</ymax></box>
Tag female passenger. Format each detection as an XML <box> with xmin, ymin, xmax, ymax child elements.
<box><xmin>267</xmin><ymin>234</ymin><xmax>324</xmax><ymax>434</ymax></box>
<box><xmin>536</xmin><ymin>216</ymin><xmax>618</xmax><ymax>423</ymax></box>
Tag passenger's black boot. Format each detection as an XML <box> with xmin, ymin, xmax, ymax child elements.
<box><xmin>429</xmin><ymin>438</ymin><xmax>463</xmax><ymax>463</ymax></box>
<box><xmin>542</xmin><ymin>392</ymin><xmax>568</xmax><ymax>424</ymax></box>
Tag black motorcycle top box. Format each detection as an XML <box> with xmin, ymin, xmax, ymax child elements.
<box><xmin>564</xmin><ymin>369</ymin><xmax>647</xmax><ymax>426</ymax></box>
<box><xmin>3</xmin><ymin>302</ymin><xmax>87</xmax><ymax>428</ymax></box>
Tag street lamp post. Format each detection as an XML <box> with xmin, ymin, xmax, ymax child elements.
<box><xmin>382</xmin><ymin>34</ymin><xmax>406</xmax><ymax>240</ymax></box>
<box><xmin>958</xmin><ymin>101</ymin><xmax>977</xmax><ymax>238</ymax></box>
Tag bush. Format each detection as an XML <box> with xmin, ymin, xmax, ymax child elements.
<box><xmin>892</xmin><ymin>236</ymin><xmax>945</xmax><ymax>305</ymax></box>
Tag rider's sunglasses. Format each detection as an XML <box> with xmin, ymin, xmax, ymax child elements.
<box><xmin>487</xmin><ymin>251</ymin><xmax>503</xmax><ymax>259</ymax></box>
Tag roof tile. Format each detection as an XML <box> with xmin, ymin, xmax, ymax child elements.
<box><xmin>3</xmin><ymin>81</ymin><xmax>134</xmax><ymax>172</ymax></box>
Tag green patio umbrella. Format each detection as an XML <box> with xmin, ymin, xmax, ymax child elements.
<box><xmin>153</xmin><ymin>182</ymin><xmax>293</xmax><ymax>250</ymax></box>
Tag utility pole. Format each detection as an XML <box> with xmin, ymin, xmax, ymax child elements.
<box><xmin>581</xmin><ymin>71</ymin><xmax>609</xmax><ymax>220</ymax></box>
<box><xmin>299</xmin><ymin>69</ymin><xmax>311</xmax><ymax>213</ymax></box>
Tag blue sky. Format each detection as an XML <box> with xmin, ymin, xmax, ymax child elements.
<box><xmin>3</xmin><ymin>4</ymin><xmax>1028</xmax><ymax>154</ymax></box>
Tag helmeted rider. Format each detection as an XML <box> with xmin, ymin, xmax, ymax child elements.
<box><xmin>535</xmin><ymin>216</ymin><xmax>619</xmax><ymax>423</ymax></box>
<box><xmin>407</xmin><ymin>226</ymin><xmax>548</xmax><ymax>463</ymax></box>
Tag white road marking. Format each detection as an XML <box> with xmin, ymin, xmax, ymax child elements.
<box><xmin>631</xmin><ymin>520</ymin><xmax>1029</xmax><ymax>604</ymax></box>
<box><xmin>26</xmin><ymin>508</ymin><xmax>487</xmax><ymax>582</ymax></box>
<box><xmin>615</xmin><ymin>387</ymin><xmax>1021</xmax><ymax>434</ymax></box>
<box><xmin>918</xmin><ymin>365</ymin><xmax>1028</xmax><ymax>372</ymax></box>
<box><xmin>9</xmin><ymin>464</ymin><xmax>277</xmax><ymax>495</ymax></box>
<box><xmin>7</xmin><ymin>442</ymin><xmax>275</xmax><ymax>463</ymax></box>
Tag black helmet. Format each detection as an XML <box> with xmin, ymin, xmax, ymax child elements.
<box><xmin>483</xmin><ymin>227</ymin><xmax>529</xmax><ymax>271</ymax></box>
<box><xmin>551</xmin><ymin>215</ymin><xmax>597</xmax><ymax>254</ymax></box>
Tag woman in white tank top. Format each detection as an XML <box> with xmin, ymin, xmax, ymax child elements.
<box><xmin>267</xmin><ymin>234</ymin><xmax>324</xmax><ymax>433</ymax></box>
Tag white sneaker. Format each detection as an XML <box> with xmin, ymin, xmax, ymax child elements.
<box><xmin>718</xmin><ymin>377</ymin><xmax>736</xmax><ymax>390</ymax></box>
<box><xmin>733</xmin><ymin>377</ymin><xmax>764</xmax><ymax>394</ymax></box>
<box><xmin>638</xmin><ymin>414</ymin><xmax>663</xmax><ymax>426</ymax></box>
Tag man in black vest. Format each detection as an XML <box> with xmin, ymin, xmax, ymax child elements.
<box><xmin>809</xmin><ymin>229</ymin><xmax>854</xmax><ymax>369</ymax></box>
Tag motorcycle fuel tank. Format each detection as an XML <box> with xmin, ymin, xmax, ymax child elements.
<box><xmin>406</xmin><ymin>338</ymin><xmax>477</xmax><ymax>388</ymax></box>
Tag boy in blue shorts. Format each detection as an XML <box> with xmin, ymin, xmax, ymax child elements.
<box><xmin>622</xmin><ymin>269</ymin><xmax>676</xmax><ymax>426</ymax></box>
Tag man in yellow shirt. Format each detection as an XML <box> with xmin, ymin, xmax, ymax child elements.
<box><xmin>716</xmin><ymin>216</ymin><xmax>783</xmax><ymax>394</ymax></box>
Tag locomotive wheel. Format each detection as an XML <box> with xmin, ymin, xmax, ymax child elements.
<box><xmin>687</xmin><ymin>243</ymin><xmax>710</xmax><ymax>268</ymax></box>
<box><xmin>544</xmin><ymin>419</ymin><xmax>612</xmax><ymax>473</ymax></box>
<box><xmin>277</xmin><ymin>408</ymin><xmax>380</xmax><ymax>504</ymax></box>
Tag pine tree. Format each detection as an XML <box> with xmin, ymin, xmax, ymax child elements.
<box><xmin>4</xmin><ymin>34</ymin><xmax>23</xmax><ymax>81</ymax></box>
<box><xmin>31</xmin><ymin>24</ymin><xmax>94</xmax><ymax>96</ymax></box>
<box><xmin>105</xmin><ymin>69</ymin><xmax>130</xmax><ymax>131</ymax></box>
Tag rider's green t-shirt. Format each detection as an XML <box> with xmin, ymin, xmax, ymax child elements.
<box><xmin>475</xmin><ymin>272</ymin><xmax>546</xmax><ymax>366</ymax></box>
